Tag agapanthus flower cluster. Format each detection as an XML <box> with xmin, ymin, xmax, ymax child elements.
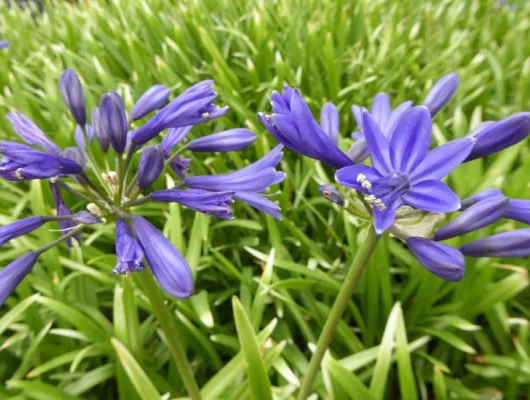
<box><xmin>0</xmin><ymin>68</ymin><xmax>285</xmax><ymax>306</ymax></box>
<box><xmin>260</xmin><ymin>74</ymin><xmax>530</xmax><ymax>282</ymax></box>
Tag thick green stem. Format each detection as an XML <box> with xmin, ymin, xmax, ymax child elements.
<box><xmin>135</xmin><ymin>271</ymin><xmax>202</xmax><ymax>400</ymax></box>
<box><xmin>296</xmin><ymin>226</ymin><xmax>379</xmax><ymax>399</ymax></box>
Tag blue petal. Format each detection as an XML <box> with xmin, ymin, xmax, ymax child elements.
<box><xmin>234</xmin><ymin>191</ymin><xmax>282</xmax><ymax>220</ymax></box>
<box><xmin>407</xmin><ymin>237</ymin><xmax>464</xmax><ymax>281</ymax></box>
<box><xmin>371</xmin><ymin>93</ymin><xmax>391</xmax><ymax>128</ymax></box>
<box><xmin>335</xmin><ymin>164</ymin><xmax>381</xmax><ymax>193</ymax></box>
<box><xmin>320</xmin><ymin>103</ymin><xmax>339</xmax><ymax>144</ymax></box>
<box><xmin>346</xmin><ymin>140</ymin><xmax>369</xmax><ymax>163</ymax></box>
<box><xmin>130</xmin><ymin>85</ymin><xmax>171</xmax><ymax>121</ymax></box>
<box><xmin>132</xmin><ymin>217</ymin><xmax>194</xmax><ymax>298</ymax></box>
<box><xmin>402</xmin><ymin>180</ymin><xmax>460</xmax><ymax>213</ymax></box>
<box><xmin>187</xmin><ymin>128</ymin><xmax>256</xmax><ymax>153</ymax></box>
<box><xmin>361</xmin><ymin>110</ymin><xmax>393</xmax><ymax>174</ymax></box>
<box><xmin>373</xmin><ymin>199</ymin><xmax>401</xmax><ymax>235</ymax></box>
<box><xmin>410</xmin><ymin>137</ymin><xmax>474</xmax><ymax>183</ymax></box>
<box><xmin>389</xmin><ymin>106</ymin><xmax>432</xmax><ymax>173</ymax></box>
<box><xmin>434</xmin><ymin>196</ymin><xmax>509</xmax><ymax>241</ymax></box>
<box><xmin>59</xmin><ymin>69</ymin><xmax>86</xmax><ymax>126</ymax></box>
<box><xmin>161</xmin><ymin>126</ymin><xmax>193</xmax><ymax>155</ymax></box>
<box><xmin>383</xmin><ymin>101</ymin><xmax>414</xmax><ymax>140</ymax></box>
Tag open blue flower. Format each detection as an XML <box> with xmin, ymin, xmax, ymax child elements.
<box><xmin>335</xmin><ymin>106</ymin><xmax>474</xmax><ymax>234</ymax></box>
<box><xmin>258</xmin><ymin>87</ymin><xmax>353</xmax><ymax>169</ymax></box>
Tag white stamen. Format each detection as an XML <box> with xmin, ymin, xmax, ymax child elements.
<box><xmin>356</xmin><ymin>173</ymin><xmax>366</xmax><ymax>183</ymax></box>
<box><xmin>202</xmin><ymin>112</ymin><xmax>210</xmax><ymax>119</ymax></box>
<box><xmin>361</xmin><ymin>180</ymin><xmax>372</xmax><ymax>190</ymax></box>
<box><xmin>15</xmin><ymin>169</ymin><xmax>23</xmax><ymax>180</ymax></box>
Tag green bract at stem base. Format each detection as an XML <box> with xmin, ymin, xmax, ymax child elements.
<box><xmin>296</xmin><ymin>225</ymin><xmax>380</xmax><ymax>399</ymax></box>
<box><xmin>134</xmin><ymin>271</ymin><xmax>202</xmax><ymax>400</ymax></box>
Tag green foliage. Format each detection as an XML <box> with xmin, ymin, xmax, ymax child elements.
<box><xmin>1</xmin><ymin>0</ymin><xmax>530</xmax><ymax>398</ymax></box>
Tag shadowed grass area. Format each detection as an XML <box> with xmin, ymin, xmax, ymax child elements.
<box><xmin>0</xmin><ymin>0</ymin><xmax>530</xmax><ymax>399</ymax></box>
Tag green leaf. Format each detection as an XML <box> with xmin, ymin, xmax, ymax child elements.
<box><xmin>111</xmin><ymin>338</ymin><xmax>160</xmax><ymax>400</ymax></box>
<box><xmin>232</xmin><ymin>296</ymin><xmax>273</xmax><ymax>400</ymax></box>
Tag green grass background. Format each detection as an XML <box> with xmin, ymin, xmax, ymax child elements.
<box><xmin>1</xmin><ymin>0</ymin><xmax>530</xmax><ymax>398</ymax></box>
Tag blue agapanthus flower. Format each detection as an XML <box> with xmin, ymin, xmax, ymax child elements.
<box><xmin>262</xmin><ymin>75</ymin><xmax>530</xmax><ymax>282</ymax></box>
<box><xmin>0</xmin><ymin>69</ymin><xmax>285</xmax><ymax>306</ymax></box>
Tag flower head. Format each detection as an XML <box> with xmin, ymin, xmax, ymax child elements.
<box><xmin>0</xmin><ymin>71</ymin><xmax>285</xmax><ymax>305</ymax></box>
<box><xmin>336</xmin><ymin>107</ymin><xmax>473</xmax><ymax>234</ymax></box>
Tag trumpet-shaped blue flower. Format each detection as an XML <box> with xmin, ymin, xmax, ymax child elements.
<box><xmin>186</xmin><ymin>145</ymin><xmax>285</xmax><ymax>219</ymax></box>
<box><xmin>336</xmin><ymin>107</ymin><xmax>473</xmax><ymax>234</ymax></box>
<box><xmin>258</xmin><ymin>87</ymin><xmax>353</xmax><ymax>169</ymax></box>
<box><xmin>0</xmin><ymin>141</ymin><xmax>83</xmax><ymax>180</ymax></box>
<box><xmin>132</xmin><ymin>81</ymin><xmax>229</xmax><ymax>145</ymax></box>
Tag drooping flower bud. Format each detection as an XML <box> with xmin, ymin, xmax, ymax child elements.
<box><xmin>0</xmin><ymin>253</ymin><xmax>39</xmax><ymax>306</ymax></box>
<box><xmin>132</xmin><ymin>216</ymin><xmax>194</xmax><ymax>298</ymax></box>
<box><xmin>130</xmin><ymin>85</ymin><xmax>171</xmax><ymax>121</ymax></box>
<box><xmin>407</xmin><ymin>237</ymin><xmax>465</xmax><ymax>281</ymax></box>
<box><xmin>0</xmin><ymin>216</ymin><xmax>45</xmax><ymax>248</ymax></box>
<box><xmin>434</xmin><ymin>196</ymin><xmax>510</xmax><ymax>241</ymax></box>
<box><xmin>187</xmin><ymin>129</ymin><xmax>256</xmax><ymax>153</ymax></box>
<box><xmin>460</xmin><ymin>189</ymin><xmax>504</xmax><ymax>210</ymax></box>
<box><xmin>138</xmin><ymin>145</ymin><xmax>165</xmax><ymax>190</ymax></box>
<box><xmin>99</xmin><ymin>91</ymin><xmax>128</xmax><ymax>153</ymax></box>
<box><xmin>465</xmin><ymin>113</ymin><xmax>530</xmax><ymax>161</ymax></box>
<box><xmin>318</xmin><ymin>184</ymin><xmax>344</xmax><ymax>206</ymax></box>
<box><xmin>59</xmin><ymin>68</ymin><xmax>86</xmax><ymax>126</ymax></box>
<box><xmin>460</xmin><ymin>229</ymin><xmax>530</xmax><ymax>258</ymax></box>
<box><xmin>74</xmin><ymin>211</ymin><xmax>102</xmax><ymax>225</ymax></box>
